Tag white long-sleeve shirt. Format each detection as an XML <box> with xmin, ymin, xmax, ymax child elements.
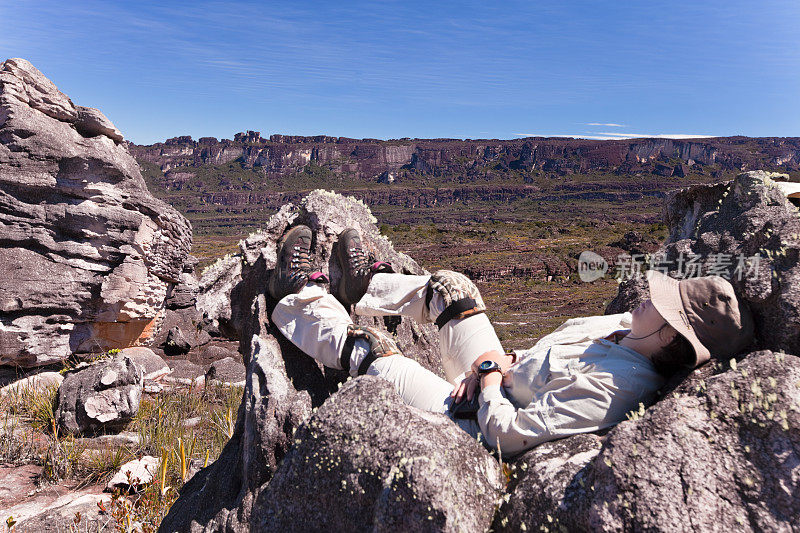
<box><xmin>477</xmin><ymin>312</ymin><xmax>664</xmax><ymax>456</ymax></box>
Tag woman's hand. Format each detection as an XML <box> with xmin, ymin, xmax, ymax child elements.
<box><xmin>451</xmin><ymin>372</ymin><xmax>478</xmax><ymax>403</ymax></box>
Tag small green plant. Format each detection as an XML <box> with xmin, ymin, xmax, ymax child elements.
<box><xmin>211</xmin><ymin>407</ymin><xmax>235</xmax><ymax>440</ymax></box>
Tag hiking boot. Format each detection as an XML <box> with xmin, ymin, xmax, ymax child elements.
<box><xmin>269</xmin><ymin>225</ymin><xmax>323</xmax><ymax>300</ymax></box>
<box><xmin>336</xmin><ymin>228</ymin><xmax>392</xmax><ymax>305</ymax></box>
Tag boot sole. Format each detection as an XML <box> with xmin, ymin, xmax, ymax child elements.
<box><xmin>269</xmin><ymin>225</ymin><xmax>312</xmax><ymax>300</ymax></box>
<box><xmin>336</xmin><ymin>228</ymin><xmax>363</xmax><ymax>305</ymax></box>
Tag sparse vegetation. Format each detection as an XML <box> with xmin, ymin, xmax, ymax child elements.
<box><xmin>2</xmin><ymin>381</ymin><xmax>59</xmax><ymax>432</ymax></box>
<box><xmin>0</xmin><ymin>378</ymin><xmax>243</xmax><ymax>531</ymax></box>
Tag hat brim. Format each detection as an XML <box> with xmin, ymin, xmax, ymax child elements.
<box><xmin>646</xmin><ymin>270</ymin><xmax>710</xmax><ymax>366</ymax></box>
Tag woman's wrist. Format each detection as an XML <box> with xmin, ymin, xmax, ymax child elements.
<box><xmin>480</xmin><ymin>370</ymin><xmax>503</xmax><ymax>390</ymax></box>
<box><xmin>471</xmin><ymin>350</ymin><xmax>514</xmax><ymax>374</ymax></box>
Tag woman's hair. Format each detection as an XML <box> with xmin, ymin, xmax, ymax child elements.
<box><xmin>649</xmin><ymin>332</ymin><xmax>695</xmax><ymax>376</ymax></box>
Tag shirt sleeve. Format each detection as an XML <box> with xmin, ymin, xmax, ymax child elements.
<box><xmin>477</xmin><ymin>372</ymin><xmax>626</xmax><ymax>457</ymax></box>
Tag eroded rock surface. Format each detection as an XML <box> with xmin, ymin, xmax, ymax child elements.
<box><xmin>55</xmin><ymin>355</ymin><xmax>143</xmax><ymax>435</ymax></box>
<box><xmin>0</xmin><ymin>58</ymin><xmax>192</xmax><ymax>367</ymax></box>
<box><xmin>496</xmin><ymin>351</ymin><xmax>800</xmax><ymax>531</ymax></box>
<box><xmin>253</xmin><ymin>377</ymin><xmax>503</xmax><ymax>532</ymax></box>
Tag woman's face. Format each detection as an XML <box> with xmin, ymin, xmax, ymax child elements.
<box><xmin>630</xmin><ymin>299</ymin><xmax>670</xmax><ymax>339</ymax></box>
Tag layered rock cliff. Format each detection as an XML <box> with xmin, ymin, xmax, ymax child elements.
<box><xmin>131</xmin><ymin>132</ymin><xmax>800</xmax><ymax>182</ymax></box>
<box><xmin>0</xmin><ymin>58</ymin><xmax>193</xmax><ymax>367</ymax></box>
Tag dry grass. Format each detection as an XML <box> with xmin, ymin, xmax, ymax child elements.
<box><xmin>1</xmin><ymin>381</ymin><xmax>59</xmax><ymax>432</ymax></box>
<box><xmin>0</xmin><ymin>378</ymin><xmax>243</xmax><ymax>531</ymax></box>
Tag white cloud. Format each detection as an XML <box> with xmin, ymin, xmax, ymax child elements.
<box><xmin>586</xmin><ymin>122</ymin><xmax>626</xmax><ymax>127</ymax></box>
<box><xmin>514</xmin><ymin>133</ymin><xmax>715</xmax><ymax>140</ymax></box>
<box><xmin>594</xmin><ymin>132</ymin><xmax>714</xmax><ymax>139</ymax></box>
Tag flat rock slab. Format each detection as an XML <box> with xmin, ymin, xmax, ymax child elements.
<box><xmin>0</xmin><ymin>464</ymin><xmax>41</xmax><ymax>509</ymax></box>
<box><xmin>0</xmin><ymin>371</ymin><xmax>63</xmax><ymax>396</ymax></box>
<box><xmin>198</xmin><ymin>342</ymin><xmax>241</xmax><ymax>364</ymax></box>
<box><xmin>163</xmin><ymin>359</ymin><xmax>205</xmax><ymax>387</ymax></box>
<box><xmin>76</xmin><ymin>431</ymin><xmax>141</xmax><ymax>449</ymax></box>
<box><xmin>205</xmin><ymin>356</ymin><xmax>246</xmax><ymax>387</ymax></box>
<box><xmin>0</xmin><ymin>366</ymin><xmax>61</xmax><ymax>388</ymax></box>
<box><xmin>0</xmin><ymin>465</ymin><xmax>112</xmax><ymax>532</ymax></box>
<box><xmin>120</xmin><ymin>346</ymin><xmax>170</xmax><ymax>381</ymax></box>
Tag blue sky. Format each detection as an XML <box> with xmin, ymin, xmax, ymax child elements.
<box><xmin>2</xmin><ymin>0</ymin><xmax>799</xmax><ymax>144</ymax></box>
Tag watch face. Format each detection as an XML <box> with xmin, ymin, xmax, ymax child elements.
<box><xmin>479</xmin><ymin>360</ymin><xmax>494</xmax><ymax>371</ymax></box>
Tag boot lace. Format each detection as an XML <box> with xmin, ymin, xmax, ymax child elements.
<box><xmin>348</xmin><ymin>246</ymin><xmax>370</xmax><ymax>276</ymax></box>
<box><xmin>289</xmin><ymin>242</ymin><xmax>312</xmax><ymax>283</ymax></box>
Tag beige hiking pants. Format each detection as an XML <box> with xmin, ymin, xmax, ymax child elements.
<box><xmin>271</xmin><ymin>273</ymin><xmax>504</xmax><ymax>438</ymax></box>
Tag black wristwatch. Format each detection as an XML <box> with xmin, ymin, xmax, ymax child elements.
<box><xmin>476</xmin><ymin>360</ymin><xmax>502</xmax><ymax>378</ymax></box>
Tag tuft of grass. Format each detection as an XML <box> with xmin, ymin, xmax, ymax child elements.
<box><xmin>0</xmin><ymin>413</ymin><xmax>38</xmax><ymax>465</ymax></box>
<box><xmin>41</xmin><ymin>431</ymin><xmax>85</xmax><ymax>483</ymax></box>
<box><xmin>3</xmin><ymin>382</ymin><xmax>59</xmax><ymax>433</ymax></box>
<box><xmin>132</xmin><ymin>383</ymin><xmax>241</xmax><ymax>495</ymax></box>
<box><xmin>81</xmin><ymin>444</ymin><xmax>134</xmax><ymax>486</ymax></box>
<box><xmin>95</xmin><ymin>383</ymin><xmax>244</xmax><ymax>531</ymax></box>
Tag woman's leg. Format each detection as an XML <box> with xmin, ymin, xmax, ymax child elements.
<box><xmin>366</xmin><ymin>355</ymin><xmax>482</xmax><ymax>441</ymax></box>
<box><xmin>271</xmin><ymin>283</ymin><xmax>481</xmax><ymax>438</ymax></box>
<box><xmin>354</xmin><ymin>272</ymin><xmax>505</xmax><ymax>383</ymax></box>
<box><xmin>271</xmin><ymin>283</ymin><xmax>352</xmax><ymax>369</ymax></box>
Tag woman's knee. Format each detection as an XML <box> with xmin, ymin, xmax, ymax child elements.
<box><xmin>426</xmin><ymin>270</ymin><xmax>487</xmax><ymax>329</ymax></box>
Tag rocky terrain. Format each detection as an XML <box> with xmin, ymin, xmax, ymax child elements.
<box><xmin>0</xmin><ymin>59</ymin><xmax>245</xmax><ymax>530</ymax></box>
<box><xmin>1</xmin><ymin>58</ymin><xmax>799</xmax><ymax>532</ymax></box>
<box><xmin>129</xmin><ymin>130</ymin><xmax>800</xmax><ymax>254</ymax></box>
<box><xmin>160</xmin><ymin>172</ymin><xmax>800</xmax><ymax>532</ymax></box>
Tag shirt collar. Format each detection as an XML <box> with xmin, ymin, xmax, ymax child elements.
<box><xmin>592</xmin><ymin>334</ymin><xmax>657</xmax><ymax>367</ymax></box>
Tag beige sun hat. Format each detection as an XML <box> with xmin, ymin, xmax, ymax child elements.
<box><xmin>646</xmin><ymin>270</ymin><xmax>755</xmax><ymax>367</ymax></box>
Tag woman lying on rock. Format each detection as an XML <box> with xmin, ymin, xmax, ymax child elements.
<box><xmin>269</xmin><ymin>225</ymin><xmax>754</xmax><ymax>457</ymax></box>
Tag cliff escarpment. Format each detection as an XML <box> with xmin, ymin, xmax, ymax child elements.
<box><xmin>131</xmin><ymin>133</ymin><xmax>800</xmax><ymax>180</ymax></box>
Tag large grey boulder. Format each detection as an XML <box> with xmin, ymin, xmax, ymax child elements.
<box><xmin>252</xmin><ymin>376</ymin><xmax>503</xmax><ymax>532</ymax></box>
<box><xmin>493</xmin><ymin>434</ymin><xmax>603</xmax><ymax>531</ymax></box>
<box><xmin>0</xmin><ymin>58</ymin><xmax>192</xmax><ymax>367</ymax></box>
<box><xmin>195</xmin><ymin>192</ymin><xmax>443</xmax><ymax>375</ymax></box>
<box><xmin>119</xmin><ymin>346</ymin><xmax>169</xmax><ymax>381</ymax></box>
<box><xmin>205</xmin><ymin>356</ymin><xmax>246</xmax><ymax>387</ymax></box>
<box><xmin>160</xmin><ymin>192</ymin><xmax>450</xmax><ymax>532</ymax></box>
<box><xmin>55</xmin><ymin>355</ymin><xmax>143</xmax><ymax>435</ymax></box>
